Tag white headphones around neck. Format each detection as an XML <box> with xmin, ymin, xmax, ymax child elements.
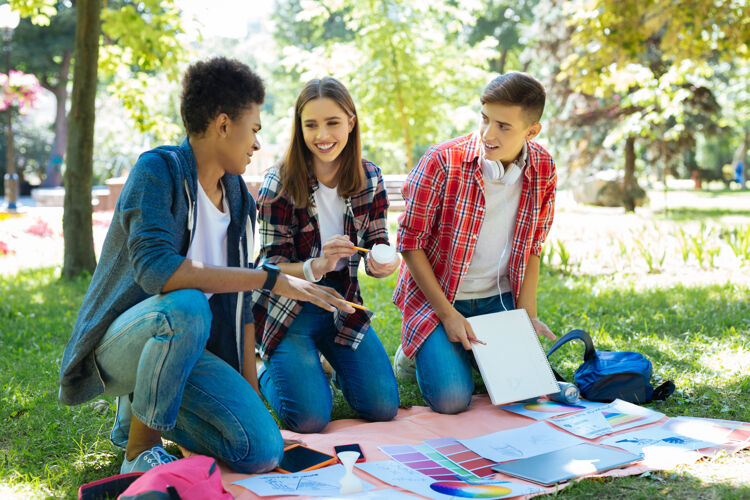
<box><xmin>481</xmin><ymin>157</ymin><xmax>523</xmax><ymax>185</ymax></box>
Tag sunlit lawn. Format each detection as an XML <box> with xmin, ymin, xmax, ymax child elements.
<box><xmin>1</xmin><ymin>205</ymin><xmax>749</xmax><ymax>498</ymax></box>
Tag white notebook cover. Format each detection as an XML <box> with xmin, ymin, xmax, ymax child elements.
<box><xmin>467</xmin><ymin>309</ymin><xmax>559</xmax><ymax>405</ymax></box>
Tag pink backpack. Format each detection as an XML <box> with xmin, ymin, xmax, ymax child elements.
<box><xmin>118</xmin><ymin>455</ymin><xmax>233</xmax><ymax>500</ymax></box>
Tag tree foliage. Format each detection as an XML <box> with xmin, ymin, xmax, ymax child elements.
<box><xmin>272</xmin><ymin>0</ymin><xmax>495</xmax><ymax>171</ymax></box>
<box><xmin>465</xmin><ymin>0</ymin><xmax>539</xmax><ymax>74</ymax></box>
<box><xmin>98</xmin><ymin>0</ymin><xmax>186</xmax><ymax>141</ymax></box>
<box><xmin>9</xmin><ymin>0</ymin><xmax>187</xmax><ymax>143</ymax></box>
<box><xmin>9</xmin><ymin>3</ymin><xmax>74</xmax><ymax>186</ymax></box>
<box><xmin>556</xmin><ymin>0</ymin><xmax>748</xmax><ymax>145</ymax></box>
<box><xmin>522</xmin><ymin>0</ymin><xmax>748</xmax><ymax>209</ymax></box>
<box><xmin>8</xmin><ymin>0</ymin><xmax>188</xmax><ymax>277</ymax></box>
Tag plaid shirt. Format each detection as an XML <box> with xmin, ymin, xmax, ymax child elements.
<box><xmin>252</xmin><ymin>159</ymin><xmax>390</xmax><ymax>359</ymax></box>
<box><xmin>393</xmin><ymin>132</ymin><xmax>556</xmax><ymax>358</ymax></box>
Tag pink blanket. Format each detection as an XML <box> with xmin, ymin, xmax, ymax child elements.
<box><xmin>218</xmin><ymin>395</ymin><xmax>739</xmax><ymax>499</ymax></box>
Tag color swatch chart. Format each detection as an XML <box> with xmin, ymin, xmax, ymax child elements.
<box><xmin>379</xmin><ymin>443</ymin><xmax>479</xmax><ymax>481</ymax></box>
<box><xmin>424</xmin><ymin>437</ymin><xmax>497</xmax><ymax>478</ymax></box>
<box><xmin>728</xmin><ymin>423</ymin><xmax>750</xmax><ymax>442</ymax></box>
<box><xmin>603</xmin><ymin>410</ymin><xmax>645</xmax><ymax>428</ymax></box>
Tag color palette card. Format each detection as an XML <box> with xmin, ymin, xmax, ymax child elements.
<box><xmin>357</xmin><ymin>461</ymin><xmax>541</xmax><ymax>500</ymax></box>
<box><xmin>423</xmin><ymin>437</ymin><xmax>497</xmax><ymax>478</ymax></box>
<box><xmin>549</xmin><ymin>399</ymin><xmax>664</xmax><ymax>439</ymax></box>
<box><xmin>428</xmin><ymin>480</ymin><xmax>541</xmax><ymax>498</ymax></box>
<box><xmin>500</xmin><ymin>399</ymin><xmax>605</xmax><ymax>420</ymax></box>
<box><xmin>379</xmin><ymin>443</ymin><xmax>475</xmax><ymax>481</ymax></box>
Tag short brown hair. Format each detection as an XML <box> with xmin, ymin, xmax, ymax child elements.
<box><xmin>481</xmin><ymin>72</ymin><xmax>546</xmax><ymax>124</ymax></box>
<box><xmin>278</xmin><ymin>77</ymin><xmax>364</xmax><ymax>207</ymax></box>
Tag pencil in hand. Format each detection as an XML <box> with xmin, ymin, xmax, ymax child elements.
<box><xmin>344</xmin><ymin>300</ymin><xmax>372</xmax><ymax>313</ymax></box>
<box><xmin>351</xmin><ymin>246</ymin><xmax>370</xmax><ymax>253</ymax></box>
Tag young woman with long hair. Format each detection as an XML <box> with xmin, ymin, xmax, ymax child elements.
<box><xmin>252</xmin><ymin>77</ymin><xmax>400</xmax><ymax>433</ymax></box>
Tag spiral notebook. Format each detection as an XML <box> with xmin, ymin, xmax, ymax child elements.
<box><xmin>467</xmin><ymin>309</ymin><xmax>559</xmax><ymax>405</ymax></box>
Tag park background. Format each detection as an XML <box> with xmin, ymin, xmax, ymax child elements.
<box><xmin>0</xmin><ymin>0</ymin><xmax>748</xmax><ymax>498</ymax></box>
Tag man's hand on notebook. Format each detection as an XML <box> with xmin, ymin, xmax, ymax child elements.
<box><xmin>531</xmin><ymin>317</ymin><xmax>556</xmax><ymax>341</ymax></box>
<box><xmin>442</xmin><ymin>309</ymin><xmax>477</xmax><ymax>350</ymax></box>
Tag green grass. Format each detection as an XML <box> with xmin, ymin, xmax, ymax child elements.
<box><xmin>0</xmin><ymin>269</ymin><xmax>121</xmax><ymax>498</ymax></box>
<box><xmin>654</xmin><ymin>207</ymin><xmax>750</xmax><ymax>222</ymax></box>
<box><xmin>0</xmin><ymin>264</ymin><xmax>749</xmax><ymax>498</ymax></box>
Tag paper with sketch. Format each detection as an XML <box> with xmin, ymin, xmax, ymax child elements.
<box><xmin>467</xmin><ymin>309</ymin><xmax>559</xmax><ymax>405</ymax></box>
<box><xmin>662</xmin><ymin>416</ymin><xmax>750</xmax><ymax>443</ymax></box>
<box><xmin>356</xmin><ymin>461</ymin><xmax>541</xmax><ymax>500</ymax></box>
<box><xmin>500</xmin><ymin>399</ymin><xmax>606</xmax><ymax>421</ymax></box>
<box><xmin>601</xmin><ymin>424</ymin><xmax>723</xmax><ymax>466</ymax></box>
<box><xmin>548</xmin><ymin>399</ymin><xmax>664</xmax><ymax>438</ymax></box>
<box><xmin>232</xmin><ymin>464</ymin><xmax>374</xmax><ymax>497</ymax></box>
<box><xmin>356</xmin><ymin>460</ymin><xmax>457</xmax><ymax>500</ymax></box>
<box><xmin>458</xmin><ymin>422</ymin><xmax>584</xmax><ymax>463</ymax></box>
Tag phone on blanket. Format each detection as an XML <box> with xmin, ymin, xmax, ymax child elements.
<box><xmin>275</xmin><ymin>444</ymin><xmax>337</xmax><ymax>473</ymax></box>
<box><xmin>333</xmin><ymin>443</ymin><xmax>366</xmax><ymax>463</ymax></box>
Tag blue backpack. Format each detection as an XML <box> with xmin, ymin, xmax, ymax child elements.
<box><xmin>546</xmin><ymin>329</ymin><xmax>674</xmax><ymax>404</ymax></box>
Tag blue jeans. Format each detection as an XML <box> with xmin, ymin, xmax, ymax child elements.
<box><xmin>259</xmin><ymin>302</ymin><xmax>400</xmax><ymax>433</ymax></box>
<box><xmin>415</xmin><ymin>292</ymin><xmax>515</xmax><ymax>415</ymax></box>
<box><xmin>95</xmin><ymin>289</ymin><xmax>283</xmax><ymax>473</ymax></box>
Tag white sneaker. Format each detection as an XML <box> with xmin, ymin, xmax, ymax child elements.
<box><xmin>120</xmin><ymin>444</ymin><xmax>177</xmax><ymax>474</ymax></box>
<box><xmin>393</xmin><ymin>344</ymin><xmax>416</xmax><ymax>382</ymax></box>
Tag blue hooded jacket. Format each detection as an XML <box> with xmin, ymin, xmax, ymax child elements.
<box><xmin>59</xmin><ymin>139</ymin><xmax>256</xmax><ymax>406</ymax></box>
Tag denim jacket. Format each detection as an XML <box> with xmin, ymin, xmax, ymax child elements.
<box><xmin>59</xmin><ymin>139</ymin><xmax>256</xmax><ymax>406</ymax></box>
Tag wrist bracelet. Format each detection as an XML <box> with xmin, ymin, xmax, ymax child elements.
<box><xmin>303</xmin><ymin>258</ymin><xmax>321</xmax><ymax>282</ymax></box>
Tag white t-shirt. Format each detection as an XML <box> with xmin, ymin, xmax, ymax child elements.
<box><xmin>186</xmin><ymin>181</ymin><xmax>230</xmax><ymax>299</ymax></box>
<box><xmin>314</xmin><ymin>182</ymin><xmax>347</xmax><ymax>271</ymax></box>
<box><xmin>456</xmin><ymin>149</ymin><xmax>526</xmax><ymax>300</ymax></box>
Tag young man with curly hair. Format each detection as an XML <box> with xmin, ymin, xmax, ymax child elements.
<box><xmin>59</xmin><ymin>57</ymin><xmax>352</xmax><ymax>473</ymax></box>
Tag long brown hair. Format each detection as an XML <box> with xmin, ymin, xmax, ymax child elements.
<box><xmin>279</xmin><ymin>77</ymin><xmax>364</xmax><ymax>207</ymax></box>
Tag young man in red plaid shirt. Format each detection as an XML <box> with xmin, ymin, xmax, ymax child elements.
<box><xmin>393</xmin><ymin>72</ymin><xmax>558</xmax><ymax>414</ymax></box>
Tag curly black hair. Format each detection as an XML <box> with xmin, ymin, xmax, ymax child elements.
<box><xmin>180</xmin><ymin>57</ymin><xmax>265</xmax><ymax>136</ymax></box>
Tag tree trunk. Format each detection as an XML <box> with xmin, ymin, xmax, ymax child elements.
<box><xmin>381</xmin><ymin>1</ymin><xmax>412</xmax><ymax>170</ymax></box>
<box><xmin>62</xmin><ymin>0</ymin><xmax>99</xmax><ymax>278</ymax></box>
<box><xmin>42</xmin><ymin>50</ymin><xmax>71</xmax><ymax>188</ymax></box>
<box><xmin>622</xmin><ymin>136</ymin><xmax>636</xmax><ymax>212</ymax></box>
<box><xmin>386</xmin><ymin>40</ymin><xmax>411</xmax><ymax>170</ymax></box>
<box><xmin>498</xmin><ymin>47</ymin><xmax>508</xmax><ymax>74</ymax></box>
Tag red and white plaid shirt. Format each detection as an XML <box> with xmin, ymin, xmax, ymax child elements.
<box><xmin>393</xmin><ymin>132</ymin><xmax>556</xmax><ymax>358</ymax></box>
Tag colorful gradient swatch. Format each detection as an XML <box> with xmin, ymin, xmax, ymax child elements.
<box><xmin>522</xmin><ymin>401</ymin><xmax>586</xmax><ymax>413</ymax></box>
<box><xmin>729</xmin><ymin>424</ymin><xmax>750</xmax><ymax>442</ymax></box>
<box><xmin>430</xmin><ymin>481</ymin><xmax>513</xmax><ymax>498</ymax></box>
<box><xmin>603</xmin><ymin>411</ymin><xmax>645</xmax><ymax>427</ymax></box>
<box><xmin>380</xmin><ymin>444</ymin><xmax>476</xmax><ymax>481</ymax></box>
<box><xmin>424</xmin><ymin>437</ymin><xmax>497</xmax><ymax>478</ymax></box>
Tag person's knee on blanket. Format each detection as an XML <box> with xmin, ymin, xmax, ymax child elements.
<box><xmin>224</xmin><ymin>429</ymin><xmax>285</xmax><ymax>474</ymax></box>
<box><xmin>423</xmin><ymin>385</ymin><xmax>473</xmax><ymax>415</ymax></box>
<box><xmin>357</xmin><ymin>398</ymin><xmax>399</xmax><ymax>422</ymax></box>
<box><xmin>282</xmin><ymin>403</ymin><xmax>332</xmax><ymax>434</ymax></box>
<box><xmin>350</xmin><ymin>384</ymin><xmax>399</xmax><ymax>422</ymax></box>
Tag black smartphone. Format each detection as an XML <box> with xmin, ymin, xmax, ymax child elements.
<box><xmin>275</xmin><ymin>444</ymin><xmax>337</xmax><ymax>473</ymax></box>
<box><xmin>333</xmin><ymin>443</ymin><xmax>366</xmax><ymax>463</ymax></box>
